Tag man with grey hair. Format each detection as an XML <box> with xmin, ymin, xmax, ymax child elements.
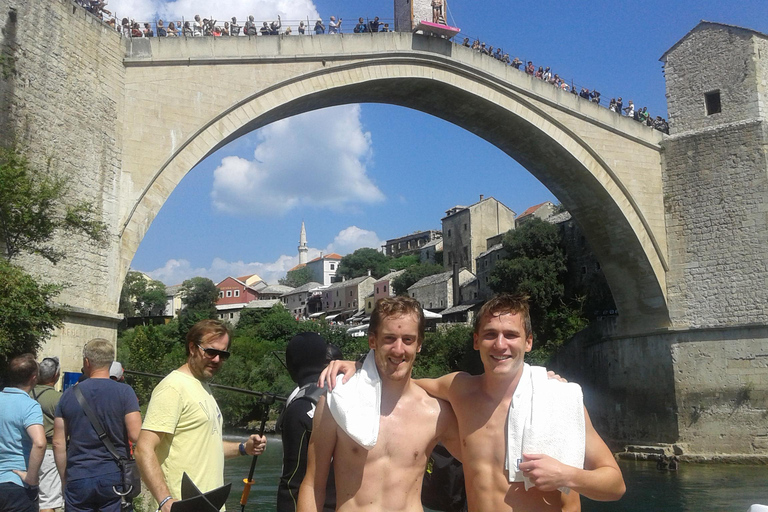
<box><xmin>53</xmin><ymin>339</ymin><xmax>141</xmax><ymax>512</ymax></box>
<box><xmin>30</xmin><ymin>357</ymin><xmax>63</xmax><ymax>512</ymax></box>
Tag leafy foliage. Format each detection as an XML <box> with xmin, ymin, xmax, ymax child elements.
<box><xmin>0</xmin><ymin>145</ymin><xmax>108</xmax><ymax>364</ymax></box>
<box><xmin>414</xmin><ymin>325</ymin><xmax>477</xmax><ymax>378</ymax></box>
<box><xmin>178</xmin><ymin>277</ymin><xmax>219</xmax><ymax>337</ymax></box>
<box><xmin>392</xmin><ymin>263</ymin><xmax>445</xmax><ymax>295</ymax></box>
<box><xmin>119</xmin><ymin>271</ymin><xmax>167</xmax><ymax>319</ymax></box>
<box><xmin>0</xmin><ymin>259</ymin><xmax>65</xmax><ymax>367</ymax></box>
<box><xmin>337</xmin><ymin>248</ymin><xmax>391</xmax><ymax>280</ymax></box>
<box><xmin>389</xmin><ymin>254</ymin><xmax>420</xmax><ymax>270</ymax></box>
<box><xmin>278</xmin><ymin>265</ymin><xmax>314</xmax><ymax>287</ymax></box>
<box><xmin>488</xmin><ymin>219</ymin><xmax>587</xmax><ymax>363</ymax></box>
<box><xmin>0</xmin><ymin>147</ymin><xmax>106</xmax><ymax>263</ymax></box>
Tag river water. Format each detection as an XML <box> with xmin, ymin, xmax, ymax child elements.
<box><xmin>221</xmin><ymin>436</ymin><xmax>768</xmax><ymax>511</ymax></box>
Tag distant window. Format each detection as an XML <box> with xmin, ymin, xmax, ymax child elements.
<box><xmin>430</xmin><ymin>302</ymin><xmax>433</xmax><ymax>308</ymax></box>
<box><xmin>226</xmin><ymin>290</ymin><xmax>232</xmax><ymax>297</ymax></box>
<box><xmin>229</xmin><ymin>313</ymin><xmax>234</xmax><ymax>319</ymax></box>
<box><xmin>376</xmin><ymin>286</ymin><xmax>379</xmax><ymax>293</ymax></box>
<box><xmin>330</xmin><ymin>264</ymin><xmax>335</xmax><ymax>270</ymax></box>
<box><xmin>595</xmin><ymin>261</ymin><xmax>601</xmax><ymax>270</ymax></box>
<box><xmin>464</xmin><ymin>223</ymin><xmax>467</xmax><ymax>231</ymax></box>
<box><xmin>234</xmin><ymin>290</ymin><xmax>240</xmax><ymax>297</ymax></box>
<box><xmin>448</xmin><ymin>229</ymin><xmax>451</xmax><ymax>237</ymax></box>
<box><xmin>219</xmin><ymin>292</ymin><xmax>224</xmax><ymax>298</ymax></box>
<box><xmin>581</xmin><ymin>266</ymin><xmax>587</xmax><ymax>275</ymax></box>
<box><xmin>350</xmin><ymin>290</ymin><xmax>353</xmax><ymax>296</ymax></box>
<box><xmin>705</xmin><ymin>90</ymin><xmax>721</xmax><ymax>115</ymax></box>
<box><xmin>384</xmin><ymin>285</ymin><xmax>387</xmax><ymax>292</ymax></box>
<box><xmin>348</xmin><ymin>303</ymin><xmax>350</xmax><ymax>308</ymax></box>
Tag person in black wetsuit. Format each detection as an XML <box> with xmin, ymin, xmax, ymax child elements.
<box><xmin>276</xmin><ymin>333</ymin><xmax>338</xmax><ymax>512</ymax></box>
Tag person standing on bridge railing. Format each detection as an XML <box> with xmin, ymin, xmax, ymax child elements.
<box><xmin>328</xmin><ymin>16</ymin><xmax>341</xmax><ymax>34</ymax></box>
<box><xmin>369</xmin><ymin>17</ymin><xmax>381</xmax><ymax>32</ymax></box>
<box><xmin>230</xmin><ymin>17</ymin><xmax>241</xmax><ymax>36</ymax></box>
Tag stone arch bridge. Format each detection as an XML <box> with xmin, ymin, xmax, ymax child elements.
<box><xmin>119</xmin><ymin>33</ymin><xmax>668</xmax><ymax>334</ymax></box>
<box><xmin>3</xmin><ymin>1</ymin><xmax>767</xmax><ymax>457</ymax></box>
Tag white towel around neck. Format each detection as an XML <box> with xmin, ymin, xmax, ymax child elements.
<box><xmin>506</xmin><ymin>364</ymin><xmax>586</xmax><ymax>493</ymax></box>
<box><xmin>326</xmin><ymin>349</ymin><xmax>381</xmax><ymax>450</ymax></box>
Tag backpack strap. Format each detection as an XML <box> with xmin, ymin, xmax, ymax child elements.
<box><xmin>73</xmin><ymin>385</ymin><xmax>122</xmax><ymax>463</ymax></box>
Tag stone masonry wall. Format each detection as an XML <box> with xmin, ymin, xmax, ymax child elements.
<box><xmin>0</xmin><ymin>0</ymin><xmax>126</xmax><ymax>369</ymax></box>
<box><xmin>664</xmin><ymin>26</ymin><xmax>761</xmax><ymax>134</ymax></box>
<box><xmin>554</xmin><ymin>327</ymin><xmax>768</xmax><ymax>456</ymax></box>
<box><xmin>663</xmin><ymin>24</ymin><xmax>768</xmax><ymax>328</ymax></box>
<box><xmin>662</xmin><ymin>121</ymin><xmax>768</xmax><ymax>327</ymax></box>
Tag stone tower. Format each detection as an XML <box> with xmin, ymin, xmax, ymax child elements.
<box><xmin>298</xmin><ymin>222</ymin><xmax>309</xmax><ymax>265</ymax></box>
<box><xmin>660</xmin><ymin>21</ymin><xmax>768</xmax><ymax>329</ymax></box>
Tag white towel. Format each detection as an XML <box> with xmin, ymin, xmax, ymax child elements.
<box><xmin>326</xmin><ymin>349</ymin><xmax>381</xmax><ymax>450</ymax></box>
<box><xmin>506</xmin><ymin>364</ymin><xmax>586</xmax><ymax>493</ymax></box>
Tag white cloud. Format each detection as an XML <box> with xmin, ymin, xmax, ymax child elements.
<box><xmin>325</xmin><ymin>226</ymin><xmax>384</xmax><ymax>255</ymax></box>
<box><xmin>211</xmin><ymin>105</ymin><xmax>384</xmax><ymax>217</ymax></box>
<box><xmin>144</xmin><ymin>226</ymin><xmax>384</xmax><ymax>285</ymax></box>
<box><xmin>112</xmin><ymin>0</ymin><xmax>320</xmax><ymax>26</ymax></box>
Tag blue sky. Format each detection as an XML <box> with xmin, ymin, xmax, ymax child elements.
<box><xmin>121</xmin><ymin>0</ymin><xmax>768</xmax><ymax>286</ymax></box>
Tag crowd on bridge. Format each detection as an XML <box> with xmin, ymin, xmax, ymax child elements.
<box><xmin>461</xmin><ymin>37</ymin><xmax>670</xmax><ymax>134</ymax></box>
<box><xmin>76</xmin><ymin>0</ymin><xmax>668</xmax><ymax>135</ymax></box>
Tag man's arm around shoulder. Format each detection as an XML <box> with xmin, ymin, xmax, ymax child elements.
<box><xmin>414</xmin><ymin>372</ymin><xmax>462</xmax><ymax>401</ymax></box>
<box><xmin>297</xmin><ymin>395</ymin><xmax>337</xmax><ymax>512</ymax></box>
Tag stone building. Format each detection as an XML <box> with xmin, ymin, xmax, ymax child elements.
<box><xmin>515</xmin><ymin>201</ymin><xmax>557</xmax><ymax>227</ymax></box>
<box><xmin>282</xmin><ymin>281</ymin><xmax>323</xmax><ymax>319</ymax></box>
<box><xmin>441</xmin><ymin>196</ymin><xmax>516</xmax><ymax>273</ymax></box>
<box><xmin>419</xmin><ymin>238</ymin><xmax>443</xmax><ymax>264</ymax></box>
<box><xmin>475</xmin><ymin>243</ymin><xmax>505</xmax><ymax>301</ymax></box>
<box><xmin>407</xmin><ymin>268</ymin><xmax>474</xmax><ymax>312</ymax></box>
<box><xmin>374</xmin><ymin>270</ymin><xmax>405</xmax><ymax>303</ymax></box>
<box><xmin>321</xmin><ymin>276</ymin><xmax>376</xmax><ymax>319</ymax></box>
<box><xmin>384</xmin><ymin>230</ymin><xmax>442</xmax><ymax>258</ymax></box>
<box><xmin>306</xmin><ymin>253</ymin><xmax>342</xmax><ymax>286</ymax></box>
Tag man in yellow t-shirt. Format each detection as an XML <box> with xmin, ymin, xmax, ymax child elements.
<box><xmin>136</xmin><ymin>320</ymin><xmax>267</xmax><ymax>512</ymax></box>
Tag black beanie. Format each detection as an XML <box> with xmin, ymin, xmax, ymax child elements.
<box><xmin>286</xmin><ymin>332</ymin><xmax>328</xmax><ymax>386</ymax></box>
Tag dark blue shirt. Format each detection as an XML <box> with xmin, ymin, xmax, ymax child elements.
<box><xmin>55</xmin><ymin>378</ymin><xmax>139</xmax><ymax>481</ymax></box>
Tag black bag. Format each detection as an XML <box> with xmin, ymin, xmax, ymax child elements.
<box><xmin>73</xmin><ymin>385</ymin><xmax>141</xmax><ymax>500</ymax></box>
<box><xmin>421</xmin><ymin>444</ymin><xmax>467</xmax><ymax>512</ymax></box>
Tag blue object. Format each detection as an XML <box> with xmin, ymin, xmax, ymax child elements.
<box><xmin>62</xmin><ymin>371</ymin><xmax>82</xmax><ymax>391</ymax></box>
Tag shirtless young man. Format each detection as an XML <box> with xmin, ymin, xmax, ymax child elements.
<box><xmin>324</xmin><ymin>294</ymin><xmax>625</xmax><ymax>511</ymax></box>
<box><xmin>297</xmin><ymin>297</ymin><xmax>459</xmax><ymax>512</ymax></box>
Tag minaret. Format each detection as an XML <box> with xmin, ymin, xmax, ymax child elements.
<box><xmin>298</xmin><ymin>222</ymin><xmax>308</xmax><ymax>265</ymax></box>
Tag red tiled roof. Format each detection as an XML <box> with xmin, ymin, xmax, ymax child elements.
<box><xmin>237</xmin><ymin>274</ymin><xmax>254</xmax><ymax>282</ymax></box>
<box><xmin>308</xmin><ymin>253</ymin><xmax>343</xmax><ymax>263</ymax></box>
<box><xmin>518</xmin><ymin>202</ymin><xmax>548</xmax><ymax>218</ymax></box>
<box><xmin>288</xmin><ymin>263</ymin><xmax>307</xmax><ymax>272</ymax></box>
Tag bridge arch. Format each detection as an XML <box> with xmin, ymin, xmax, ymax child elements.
<box><xmin>120</xmin><ymin>33</ymin><xmax>668</xmax><ymax>333</ymax></box>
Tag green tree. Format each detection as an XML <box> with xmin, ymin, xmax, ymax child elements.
<box><xmin>337</xmin><ymin>248</ymin><xmax>391</xmax><ymax>280</ymax></box>
<box><xmin>392</xmin><ymin>263</ymin><xmax>445</xmax><ymax>295</ymax></box>
<box><xmin>0</xmin><ymin>146</ymin><xmax>107</xmax><ymax>364</ymax></box>
<box><xmin>178</xmin><ymin>277</ymin><xmax>219</xmax><ymax>337</ymax></box>
<box><xmin>279</xmin><ymin>265</ymin><xmax>314</xmax><ymax>287</ymax></box>
<box><xmin>0</xmin><ymin>259</ymin><xmax>65</xmax><ymax>360</ymax></box>
<box><xmin>488</xmin><ymin>219</ymin><xmax>587</xmax><ymax>363</ymax></box>
<box><xmin>119</xmin><ymin>271</ymin><xmax>167</xmax><ymax>319</ymax></box>
<box><xmin>0</xmin><ymin>148</ymin><xmax>106</xmax><ymax>263</ymax></box>
<box><xmin>389</xmin><ymin>254</ymin><xmax>419</xmax><ymax>271</ymax></box>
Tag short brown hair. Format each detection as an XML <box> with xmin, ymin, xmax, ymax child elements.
<box><xmin>369</xmin><ymin>297</ymin><xmax>426</xmax><ymax>342</ymax></box>
<box><xmin>8</xmin><ymin>353</ymin><xmax>38</xmax><ymax>387</ymax></box>
<box><xmin>186</xmin><ymin>319</ymin><xmax>231</xmax><ymax>356</ymax></box>
<box><xmin>474</xmin><ymin>294</ymin><xmax>532</xmax><ymax>339</ymax></box>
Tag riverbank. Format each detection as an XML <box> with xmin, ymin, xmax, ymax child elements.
<box><xmin>618</xmin><ymin>443</ymin><xmax>768</xmax><ymax>465</ymax></box>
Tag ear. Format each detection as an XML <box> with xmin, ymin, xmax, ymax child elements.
<box><xmin>525</xmin><ymin>333</ymin><xmax>533</xmax><ymax>353</ymax></box>
<box><xmin>368</xmin><ymin>334</ymin><xmax>376</xmax><ymax>350</ymax></box>
<box><xmin>473</xmin><ymin>332</ymin><xmax>479</xmax><ymax>350</ymax></box>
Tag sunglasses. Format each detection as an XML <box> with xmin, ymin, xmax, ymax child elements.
<box><xmin>196</xmin><ymin>343</ymin><xmax>231</xmax><ymax>361</ymax></box>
